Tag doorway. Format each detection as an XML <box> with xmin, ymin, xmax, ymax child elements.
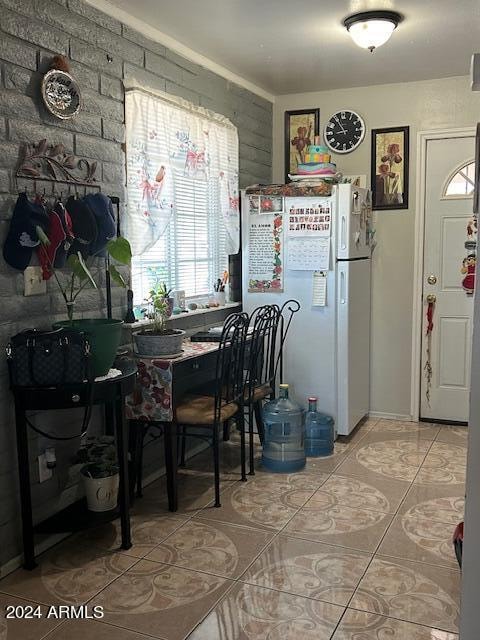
<box><xmin>419</xmin><ymin>134</ymin><xmax>475</xmax><ymax>422</ymax></box>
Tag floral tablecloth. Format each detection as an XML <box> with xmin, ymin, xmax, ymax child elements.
<box><xmin>126</xmin><ymin>339</ymin><xmax>220</xmax><ymax>422</ymax></box>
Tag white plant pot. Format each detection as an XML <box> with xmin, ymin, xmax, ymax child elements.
<box><xmin>82</xmin><ymin>470</ymin><xmax>119</xmax><ymax>512</ymax></box>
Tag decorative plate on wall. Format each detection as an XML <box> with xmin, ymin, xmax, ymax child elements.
<box><xmin>41</xmin><ymin>69</ymin><xmax>81</xmax><ymax>120</ymax></box>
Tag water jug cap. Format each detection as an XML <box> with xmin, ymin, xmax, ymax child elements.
<box><xmin>308</xmin><ymin>396</ymin><xmax>317</xmax><ymax>402</ymax></box>
<box><xmin>279</xmin><ymin>383</ymin><xmax>289</xmax><ymax>389</ymax></box>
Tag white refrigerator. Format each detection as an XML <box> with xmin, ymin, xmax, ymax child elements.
<box><xmin>241</xmin><ymin>183</ymin><xmax>372</xmax><ymax>436</ymax></box>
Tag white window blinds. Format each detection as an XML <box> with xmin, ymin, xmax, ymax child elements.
<box><xmin>124</xmin><ymin>87</ymin><xmax>239</xmax><ymax>302</ymax></box>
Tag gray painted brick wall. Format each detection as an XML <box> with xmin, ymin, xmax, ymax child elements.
<box><xmin>0</xmin><ymin>0</ymin><xmax>272</xmax><ymax>571</ymax></box>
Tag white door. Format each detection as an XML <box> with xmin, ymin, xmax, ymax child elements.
<box><xmin>420</xmin><ymin>136</ymin><xmax>476</xmax><ymax>422</ymax></box>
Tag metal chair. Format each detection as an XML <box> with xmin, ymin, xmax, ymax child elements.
<box><xmin>173</xmin><ymin>312</ymin><xmax>250</xmax><ymax>507</ymax></box>
<box><xmin>244</xmin><ymin>305</ymin><xmax>280</xmax><ymax>474</ymax></box>
<box><xmin>244</xmin><ymin>300</ymin><xmax>301</xmax><ymax>475</ymax></box>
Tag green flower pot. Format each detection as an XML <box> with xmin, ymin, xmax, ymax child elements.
<box><xmin>53</xmin><ymin>318</ymin><xmax>124</xmax><ymax>377</ymax></box>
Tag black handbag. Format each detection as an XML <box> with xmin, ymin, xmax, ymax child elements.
<box><xmin>6</xmin><ymin>328</ymin><xmax>92</xmax><ymax>387</ymax></box>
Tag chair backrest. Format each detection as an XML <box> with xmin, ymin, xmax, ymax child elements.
<box><xmin>215</xmin><ymin>312</ymin><xmax>249</xmax><ymax>415</ymax></box>
<box><xmin>246</xmin><ymin>305</ymin><xmax>281</xmax><ymax>397</ymax></box>
<box><xmin>274</xmin><ymin>299</ymin><xmax>301</xmax><ymax>383</ymax></box>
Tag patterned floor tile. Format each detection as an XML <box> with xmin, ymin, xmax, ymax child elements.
<box><xmin>371</xmin><ymin>419</ymin><xmax>440</xmax><ymax>440</ymax></box>
<box><xmin>139</xmin><ymin>470</ymin><xmax>236</xmax><ymax>516</ymax></box>
<box><xmin>336</xmin><ymin>438</ymin><xmax>430</xmax><ymax>481</ymax></box>
<box><xmin>378</xmin><ymin>513</ymin><xmax>459</xmax><ymax>569</ymax></box>
<box><xmin>398</xmin><ymin>484</ymin><xmax>465</xmax><ymax>524</ymax></box>
<box><xmin>146</xmin><ymin>518</ymin><xmax>273</xmax><ymax>578</ymax></box>
<box><xmin>415</xmin><ymin>443</ymin><xmax>467</xmax><ymax>486</ymax></box>
<box><xmin>318</xmin><ymin>473</ymin><xmax>410</xmax><ymax>514</ymax></box>
<box><xmin>78</xmin><ymin>513</ymin><xmax>188</xmax><ymax>558</ymax></box>
<box><xmin>435</xmin><ymin>425</ymin><xmax>468</xmax><ymax>446</ymax></box>
<box><xmin>45</xmin><ymin>619</ymin><xmax>158</xmax><ymax>640</ymax></box>
<box><xmin>0</xmin><ymin>540</ymin><xmax>135</xmax><ymax>606</ymax></box>
<box><xmin>350</xmin><ymin>556</ymin><xmax>460</xmax><ymax>632</ymax></box>
<box><xmin>90</xmin><ymin>559</ymin><xmax>233</xmax><ymax>640</ymax></box>
<box><xmin>198</xmin><ymin>472</ymin><xmax>327</xmax><ymax>531</ymax></box>
<box><xmin>240</xmin><ymin>534</ymin><xmax>371</xmax><ymax>606</ymax></box>
<box><xmin>0</xmin><ymin>593</ymin><xmax>63</xmax><ymax>639</ymax></box>
<box><xmin>182</xmin><ymin>439</ymin><xmax>260</xmax><ymax>482</ymax></box>
<box><xmin>357</xmin><ymin>417</ymin><xmax>380</xmax><ymax>430</ymax></box>
<box><xmin>187</xmin><ymin>582</ymin><xmax>344</xmax><ymax>639</ymax></box>
<box><xmin>284</xmin><ymin>489</ymin><xmax>393</xmax><ymax>552</ymax></box>
<box><xmin>332</xmin><ymin>609</ymin><xmax>458</xmax><ymax>639</ymax></box>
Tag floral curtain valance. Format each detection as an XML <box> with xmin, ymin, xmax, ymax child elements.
<box><xmin>124</xmin><ymin>87</ymin><xmax>240</xmax><ymax>256</ymax></box>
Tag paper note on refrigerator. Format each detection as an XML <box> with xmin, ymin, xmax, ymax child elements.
<box><xmin>287</xmin><ymin>237</ymin><xmax>330</xmax><ymax>271</ymax></box>
<box><xmin>287</xmin><ymin>199</ymin><xmax>331</xmax><ymax>237</ymax></box>
<box><xmin>312</xmin><ymin>271</ymin><xmax>327</xmax><ymax>306</ymax></box>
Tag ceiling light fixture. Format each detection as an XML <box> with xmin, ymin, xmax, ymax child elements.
<box><xmin>343</xmin><ymin>10</ymin><xmax>403</xmax><ymax>53</ymax></box>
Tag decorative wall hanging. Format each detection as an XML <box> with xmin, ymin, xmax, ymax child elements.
<box><xmin>461</xmin><ymin>254</ymin><xmax>476</xmax><ymax>295</ymax></box>
<box><xmin>41</xmin><ymin>55</ymin><xmax>81</xmax><ymax>120</ymax></box>
<box><xmin>371</xmin><ymin>126</ymin><xmax>409</xmax><ymax>210</ymax></box>
<box><xmin>16</xmin><ymin>139</ymin><xmax>97</xmax><ymax>186</ymax></box>
<box><xmin>248</xmin><ymin>214</ymin><xmax>283</xmax><ymax>293</ymax></box>
<box><xmin>461</xmin><ymin>213</ymin><xmax>477</xmax><ymax>295</ymax></box>
<box><xmin>424</xmin><ymin>293</ymin><xmax>436</xmax><ymax>406</ymax></box>
<box><xmin>284</xmin><ymin>109</ymin><xmax>320</xmax><ymax>182</ymax></box>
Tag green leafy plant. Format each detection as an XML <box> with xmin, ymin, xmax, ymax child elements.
<box><xmin>75</xmin><ymin>435</ymin><xmax>118</xmax><ymax>479</ymax></box>
<box><xmin>36</xmin><ymin>226</ymin><xmax>132</xmax><ymax>321</ymax></box>
<box><xmin>146</xmin><ymin>281</ymin><xmax>172</xmax><ymax>333</ymax></box>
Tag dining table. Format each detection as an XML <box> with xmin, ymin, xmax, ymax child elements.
<box><xmin>126</xmin><ymin>338</ymin><xmax>226</xmax><ymax>511</ymax></box>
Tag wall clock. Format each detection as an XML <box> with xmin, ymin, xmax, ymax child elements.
<box><xmin>324</xmin><ymin>110</ymin><xmax>365</xmax><ymax>154</ymax></box>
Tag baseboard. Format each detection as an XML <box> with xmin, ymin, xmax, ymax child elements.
<box><xmin>0</xmin><ymin>441</ymin><xmax>210</xmax><ymax>580</ymax></box>
<box><xmin>369</xmin><ymin>411</ymin><xmax>413</xmax><ymax>422</ymax></box>
<box><xmin>0</xmin><ymin>533</ymin><xmax>69</xmax><ymax>580</ymax></box>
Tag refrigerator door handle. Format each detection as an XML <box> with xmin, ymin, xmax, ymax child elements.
<box><xmin>340</xmin><ymin>270</ymin><xmax>346</xmax><ymax>304</ymax></box>
<box><xmin>340</xmin><ymin>215</ymin><xmax>347</xmax><ymax>251</ymax></box>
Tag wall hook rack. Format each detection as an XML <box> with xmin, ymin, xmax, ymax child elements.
<box><xmin>15</xmin><ymin>138</ymin><xmax>99</xmax><ymax>187</ymax></box>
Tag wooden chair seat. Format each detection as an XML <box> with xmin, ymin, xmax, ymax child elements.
<box><xmin>245</xmin><ymin>383</ymin><xmax>272</xmax><ymax>403</ymax></box>
<box><xmin>176</xmin><ymin>395</ymin><xmax>239</xmax><ymax>425</ymax></box>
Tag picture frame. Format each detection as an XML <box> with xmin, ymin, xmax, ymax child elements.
<box><xmin>284</xmin><ymin>108</ymin><xmax>320</xmax><ymax>182</ymax></box>
<box><xmin>371</xmin><ymin>126</ymin><xmax>409</xmax><ymax>210</ymax></box>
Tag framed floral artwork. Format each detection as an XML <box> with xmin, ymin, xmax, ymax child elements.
<box><xmin>285</xmin><ymin>108</ymin><xmax>320</xmax><ymax>182</ymax></box>
<box><xmin>371</xmin><ymin>126</ymin><xmax>409</xmax><ymax>210</ymax></box>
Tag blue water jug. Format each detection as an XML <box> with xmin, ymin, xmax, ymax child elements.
<box><xmin>305</xmin><ymin>397</ymin><xmax>334</xmax><ymax>457</ymax></box>
<box><xmin>262</xmin><ymin>383</ymin><xmax>305</xmax><ymax>472</ymax></box>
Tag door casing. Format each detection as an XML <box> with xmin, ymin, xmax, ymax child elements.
<box><xmin>411</xmin><ymin>127</ymin><xmax>476</xmax><ymax>422</ymax></box>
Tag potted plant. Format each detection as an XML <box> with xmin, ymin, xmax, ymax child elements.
<box><xmin>133</xmin><ymin>281</ymin><xmax>185</xmax><ymax>356</ymax></box>
<box><xmin>76</xmin><ymin>436</ymin><xmax>119</xmax><ymax>512</ymax></box>
<box><xmin>37</xmin><ymin>227</ymin><xmax>132</xmax><ymax>376</ymax></box>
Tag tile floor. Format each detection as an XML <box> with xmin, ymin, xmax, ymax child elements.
<box><xmin>0</xmin><ymin>417</ymin><xmax>465</xmax><ymax>639</ymax></box>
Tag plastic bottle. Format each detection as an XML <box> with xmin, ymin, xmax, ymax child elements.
<box><xmin>261</xmin><ymin>383</ymin><xmax>305</xmax><ymax>472</ymax></box>
<box><xmin>304</xmin><ymin>397</ymin><xmax>334</xmax><ymax>457</ymax></box>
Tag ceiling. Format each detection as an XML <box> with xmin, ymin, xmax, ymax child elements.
<box><xmin>104</xmin><ymin>0</ymin><xmax>480</xmax><ymax>95</ymax></box>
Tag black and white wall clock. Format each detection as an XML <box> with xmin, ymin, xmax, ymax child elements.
<box><xmin>324</xmin><ymin>110</ymin><xmax>366</xmax><ymax>154</ymax></box>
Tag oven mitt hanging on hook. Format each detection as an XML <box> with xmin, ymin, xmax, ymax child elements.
<box><xmin>3</xmin><ymin>193</ymin><xmax>49</xmax><ymax>270</ymax></box>
<box><xmin>66</xmin><ymin>195</ymin><xmax>97</xmax><ymax>259</ymax></box>
<box><xmin>38</xmin><ymin>209</ymin><xmax>66</xmax><ymax>280</ymax></box>
<box><xmin>53</xmin><ymin>201</ymin><xmax>74</xmax><ymax>268</ymax></box>
<box><xmin>83</xmin><ymin>193</ymin><xmax>116</xmax><ymax>258</ymax></box>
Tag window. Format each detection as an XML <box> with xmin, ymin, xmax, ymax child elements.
<box><xmin>131</xmin><ymin>175</ymin><xmax>228</xmax><ymax>303</ymax></box>
<box><xmin>125</xmin><ymin>88</ymin><xmax>239</xmax><ymax>305</ymax></box>
<box><xmin>443</xmin><ymin>161</ymin><xmax>475</xmax><ymax>198</ymax></box>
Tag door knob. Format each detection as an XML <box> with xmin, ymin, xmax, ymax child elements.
<box><xmin>426</xmin><ymin>294</ymin><xmax>436</xmax><ymax>303</ymax></box>
<box><xmin>427</xmin><ymin>275</ymin><xmax>437</xmax><ymax>285</ymax></box>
